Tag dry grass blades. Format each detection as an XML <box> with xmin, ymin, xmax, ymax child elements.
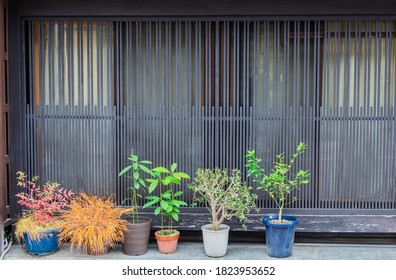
<box><xmin>59</xmin><ymin>193</ymin><xmax>128</xmax><ymax>255</ymax></box>
<box><xmin>15</xmin><ymin>214</ymin><xmax>63</xmax><ymax>241</ymax></box>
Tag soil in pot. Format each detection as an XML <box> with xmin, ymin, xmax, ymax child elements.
<box><xmin>155</xmin><ymin>229</ymin><xmax>180</xmax><ymax>254</ymax></box>
<box><xmin>123</xmin><ymin>216</ymin><xmax>152</xmax><ymax>256</ymax></box>
<box><xmin>201</xmin><ymin>224</ymin><xmax>230</xmax><ymax>257</ymax></box>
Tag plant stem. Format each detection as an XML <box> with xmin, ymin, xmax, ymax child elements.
<box><xmin>160</xmin><ymin>177</ymin><xmax>164</xmax><ymax>230</ymax></box>
<box><xmin>134</xmin><ymin>190</ymin><xmax>139</xmax><ymax>223</ymax></box>
<box><xmin>170</xmin><ymin>190</ymin><xmax>174</xmax><ymax>230</ymax></box>
<box><xmin>278</xmin><ymin>207</ymin><xmax>283</xmax><ymax>223</ymax></box>
<box><xmin>132</xmin><ymin>191</ymin><xmax>136</xmax><ymax>224</ymax></box>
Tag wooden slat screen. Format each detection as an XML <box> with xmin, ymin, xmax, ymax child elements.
<box><xmin>25</xmin><ymin>20</ymin><xmax>396</xmax><ymax>213</ymax></box>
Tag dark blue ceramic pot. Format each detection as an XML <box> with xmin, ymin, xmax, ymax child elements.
<box><xmin>262</xmin><ymin>215</ymin><xmax>298</xmax><ymax>258</ymax></box>
<box><xmin>23</xmin><ymin>228</ymin><xmax>60</xmax><ymax>255</ymax></box>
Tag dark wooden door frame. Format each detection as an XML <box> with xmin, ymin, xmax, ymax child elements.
<box><xmin>7</xmin><ymin>0</ymin><xmax>396</xmax><ymax>237</ymax></box>
<box><xmin>17</xmin><ymin>0</ymin><xmax>396</xmax><ymax>18</ymax></box>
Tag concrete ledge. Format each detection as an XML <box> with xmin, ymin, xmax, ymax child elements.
<box><xmin>4</xmin><ymin>243</ymin><xmax>396</xmax><ymax>260</ymax></box>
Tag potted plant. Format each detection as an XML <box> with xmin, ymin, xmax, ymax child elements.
<box><xmin>143</xmin><ymin>163</ymin><xmax>190</xmax><ymax>254</ymax></box>
<box><xmin>246</xmin><ymin>142</ymin><xmax>310</xmax><ymax>258</ymax></box>
<box><xmin>59</xmin><ymin>193</ymin><xmax>127</xmax><ymax>255</ymax></box>
<box><xmin>188</xmin><ymin>168</ymin><xmax>258</xmax><ymax>257</ymax></box>
<box><xmin>118</xmin><ymin>150</ymin><xmax>153</xmax><ymax>255</ymax></box>
<box><xmin>14</xmin><ymin>171</ymin><xmax>73</xmax><ymax>255</ymax></box>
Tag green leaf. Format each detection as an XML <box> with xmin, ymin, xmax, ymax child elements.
<box><xmin>145</xmin><ymin>196</ymin><xmax>159</xmax><ymax>201</ymax></box>
<box><xmin>173</xmin><ymin>172</ymin><xmax>190</xmax><ymax>180</ymax></box>
<box><xmin>161</xmin><ymin>192</ymin><xmax>172</xmax><ymax>199</ymax></box>
<box><xmin>154</xmin><ymin>206</ymin><xmax>162</xmax><ymax>215</ymax></box>
<box><xmin>171</xmin><ymin>200</ymin><xmax>180</xmax><ymax>207</ymax></box>
<box><xmin>174</xmin><ymin>191</ymin><xmax>183</xmax><ymax>197</ymax></box>
<box><xmin>160</xmin><ymin>200</ymin><xmax>169</xmax><ymax>210</ymax></box>
<box><xmin>171</xmin><ymin>163</ymin><xmax>177</xmax><ymax>172</ymax></box>
<box><xmin>134</xmin><ymin>182</ymin><xmax>140</xmax><ymax>189</ymax></box>
<box><xmin>133</xmin><ymin>172</ymin><xmax>140</xmax><ymax>180</ymax></box>
<box><xmin>142</xmin><ymin>199</ymin><xmax>158</xmax><ymax>208</ymax></box>
<box><xmin>131</xmin><ymin>155</ymin><xmax>138</xmax><ymax>161</ymax></box>
<box><xmin>163</xmin><ymin>189</ymin><xmax>173</xmax><ymax>195</ymax></box>
<box><xmin>168</xmin><ymin>177</ymin><xmax>180</xmax><ymax>184</ymax></box>
<box><xmin>118</xmin><ymin>165</ymin><xmax>132</xmax><ymax>176</ymax></box>
<box><xmin>171</xmin><ymin>212</ymin><xmax>179</xmax><ymax>222</ymax></box>
<box><xmin>172</xmin><ymin>200</ymin><xmax>187</xmax><ymax>207</ymax></box>
<box><xmin>133</xmin><ymin>162</ymin><xmax>139</xmax><ymax>169</ymax></box>
<box><xmin>139</xmin><ymin>160</ymin><xmax>152</xmax><ymax>164</ymax></box>
<box><xmin>148</xmin><ymin>180</ymin><xmax>158</xmax><ymax>193</ymax></box>
<box><xmin>166</xmin><ymin>205</ymin><xmax>173</xmax><ymax>213</ymax></box>
<box><xmin>138</xmin><ymin>178</ymin><xmax>146</xmax><ymax>186</ymax></box>
<box><xmin>139</xmin><ymin>165</ymin><xmax>152</xmax><ymax>174</ymax></box>
<box><xmin>163</xmin><ymin>177</ymin><xmax>172</xmax><ymax>185</ymax></box>
<box><xmin>167</xmin><ymin>200</ymin><xmax>174</xmax><ymax>206</ymax></box>
<box><xmin>152</xmin><ymin>167</ymin><xmax>170</xmax><ymax>173</ymax></box>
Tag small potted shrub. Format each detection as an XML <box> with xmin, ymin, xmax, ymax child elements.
<box><xmin>246</xmin><ymin>142</ymin><xmax>310</xmax><ymax>258</ymax></box>
<box><xmin>118</xmin><ymin>150</ymin><xmax>153</xmax><ymax>256</ymax></box>
<box><xmin>143</xmin><ymin>163</ymin><xmax>190</xmax><ymax>254</ymax></box>
<box><xmin>14</xmin><ymin>171</ymin><xmax>73</xmax><ymax>255</ymax></box>
<box><xmin>188</xmin><ymin>168</ymin><xmax>258</xmax><ymax>257</ymax></box>
<box><xmin>59</xmin><ymin>193</ymin><xmax>127</xmax><ymax>255</ymax></box>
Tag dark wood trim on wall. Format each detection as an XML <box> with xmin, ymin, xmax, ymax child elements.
<box><xmin>8</xmin><ymin>0</ymin><xmax>23</xmax><ymax>220</ymax></box>
<box><xmin>18</xmin><ymin>0</ymin><xmax>396</xmax><ymax>18</ymax></box>
<box><xmin>0</xmin><ymin>0</ymin><xmax>6</xmax><ymax>255</ymax></box>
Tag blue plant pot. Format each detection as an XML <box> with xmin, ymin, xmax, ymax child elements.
<box><xmin>23</xmin><ymin>228</ymin><xmax>60</xmax><ymax>255</ymax></box>
<box><xmin>262</xmin><ymin>215</ymin><xmax>298</xmax><ymax>258</ymax></box>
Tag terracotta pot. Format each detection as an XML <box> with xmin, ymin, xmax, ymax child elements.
<box><xmin>122</xmin><ymin>216</ymin><xmax>152</xmax><ymax>256</ymax></box>
<box><xmin>154</xmin><ymin>229</ymin><xmax>180</xmax><ymax>254</ymax></box>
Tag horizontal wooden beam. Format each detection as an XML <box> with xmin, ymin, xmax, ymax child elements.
<box><xmin>18</xmin><ymin>0</ymin><xmax>396</xmax><ymax>18</ymax></box>
<box><xmin>139</xmin><ymin>212</ymin><xmax>396</xmax><ymax>234</ymax></box>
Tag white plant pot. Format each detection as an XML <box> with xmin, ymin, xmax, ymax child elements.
<box><xmin>201</xmin><ymin>224</ymin><xmax>230</xmax><ymax>257</ymax></box>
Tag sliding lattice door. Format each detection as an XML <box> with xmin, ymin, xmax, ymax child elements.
<box><xmin>25</xmin><ymin>20</ymin><xmax>396</xmax><ymax>212</ymax></box>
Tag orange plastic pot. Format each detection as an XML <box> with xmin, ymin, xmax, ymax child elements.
<box><xmin>154</xmin><ymin>229</ymin><xmax>180</xmax><ymax>254</ymax></box>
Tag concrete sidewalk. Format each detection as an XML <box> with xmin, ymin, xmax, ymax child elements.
<box><xmin>4</xmin><ymin>242</ymin><xmax>396</xmax><ymax>260</ymax></box>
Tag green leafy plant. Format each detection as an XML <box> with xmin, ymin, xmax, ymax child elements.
<box><xmin>245</xmin><ymin>142</ymin><xmax>310</xmax><ymax>223</ymax></box>
<box><xmin>118</xmin><ymin>150</ymin><xmax>153</xmax><ymax>224</ymax></box>
<box><xmin>142</xmin><ymin>163</ymin><xmax>190</xmax><ymax>234</ymax></box>
<box><xmin>188</xmin><ymin>168</ymin><xmax>258</xmax><ymax>230</ymax></box>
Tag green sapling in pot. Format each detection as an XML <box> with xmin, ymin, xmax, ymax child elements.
<box><xmin>246</xmin><ymin>142</ymin><xmax>310</xmax><ymax>223</ymax></box>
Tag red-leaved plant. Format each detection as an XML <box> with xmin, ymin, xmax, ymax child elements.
<box><xmin>16</xmin><ymin>171</ymin><xmax>74</xmax><ymax>226</ymax></box>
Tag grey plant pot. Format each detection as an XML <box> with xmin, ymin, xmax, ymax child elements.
<box><xmin>122</xmin><ymin>216</ymin><xmax>151</xmax><ymax>256</ymax></box>
<box><xmin>201</xmin><ymin>224</ymin><xmax>230</xmax><ymax>257</ymax></box>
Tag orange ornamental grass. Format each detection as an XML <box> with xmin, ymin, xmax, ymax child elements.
<box><xmin>59</xmin><ymin>192</ymin><xmax>128</xmax><ymax>255</ymax></box>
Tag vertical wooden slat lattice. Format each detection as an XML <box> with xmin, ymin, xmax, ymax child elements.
<box><xmin>27</xmin><ymin>21</ymin><xmax>116</xmax><ymax>195</ymax></box>
<box><xmin>26</xmin><ymin>20</ymin><xmax>396</xmax><ymax>215</ymax></box>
